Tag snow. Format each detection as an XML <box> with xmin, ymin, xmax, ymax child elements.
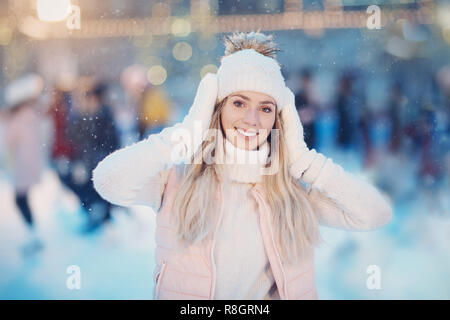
<box><xmin>0</xmin><ymin>169</ymin><xmax>157</xmax><ymax>299</ymax></box>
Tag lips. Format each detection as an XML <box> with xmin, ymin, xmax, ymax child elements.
<box><xmin>235</xmin><ymin>127</ymin><xmax>258</xmax><ymax>137</ymax></box>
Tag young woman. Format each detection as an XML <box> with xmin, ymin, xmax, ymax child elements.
<box><xmin>92</xmin><ymin>32</ymin><xmax>393</xmax><ymax>300</ymax></box>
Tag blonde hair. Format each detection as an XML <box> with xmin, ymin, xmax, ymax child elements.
<box><xmin>171</xmin><ymin>31</ymin><xmax>322</xmax><ymax>265</ymax></box>
<box><xmin>172</xmin><ymin>98</ymin><xmax>322</xmax><ymax>265</ymax></box>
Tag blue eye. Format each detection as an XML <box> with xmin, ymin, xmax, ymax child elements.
<box><xmin>262</xmin><ymin>107</ymin><xmax>272</xmax><ymax>113</ymax></box>
<box><xmin>233</xmin><ymin>101</ymin><xmax>244</xmax><ymax>107</ymax></box>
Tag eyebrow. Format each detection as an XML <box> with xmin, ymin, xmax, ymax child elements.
<box><xmin>230</xmin><ymin>94</ymin><xmax>276</xmax><ymax>106</ymax></box>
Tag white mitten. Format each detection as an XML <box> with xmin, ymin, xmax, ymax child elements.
<box><xmin>280</xmin><ymin>86</ymin><xmax>320</xmax><ymax>180</ymax></box>
<box><xmin>158</xmin><ymin>72</ymin><xmax>219</xmax><ymax>163</ymax></box>
<box><xmin>92</xmin><ymin>73</ymin><xmax>218</xmax><ymax>206</ymax></box>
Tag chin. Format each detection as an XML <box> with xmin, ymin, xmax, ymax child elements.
<box><xmin>236</xmin><ymin>138</ymin><xmax>261</xmax><ymax>151</ymax></box>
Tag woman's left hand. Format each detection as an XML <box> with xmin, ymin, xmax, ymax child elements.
<box><xmin>280</xmin><ymin>87</ymin><xmax>319</xmax><ymax>180</ymax></box>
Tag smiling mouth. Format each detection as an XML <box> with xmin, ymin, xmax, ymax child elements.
<box><xmin>235</xmin><ymin>127</ymin><xmax>259</xmax><ymax>137</ymax></box>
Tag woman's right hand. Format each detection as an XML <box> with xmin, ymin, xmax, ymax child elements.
<box><xmin>279</xmin><ymin>86</ymin><xmax>328</xmax><ymax>184</ymax></box>
<box><xmin>161</xmin><ymin>73</ymin><xmax>218</xmax><ymax>163</ymax></box>
<box><xmin>279</xmin><ymin>86</ymin><xmax>315</xmax><ymax>179</ymax></box>
<box><xmin>92</xmin><ymin>73</ymin><xmax>218</xmax><ymax>207</ymax></box>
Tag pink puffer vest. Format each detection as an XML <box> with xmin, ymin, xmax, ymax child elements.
<box><xmin>153</xmin><ymin>165</ymin><xmax>318</xmax><ymax>300</ymax></box>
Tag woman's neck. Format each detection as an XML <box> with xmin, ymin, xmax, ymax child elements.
<box><xmin>217</xmin><ymin>136</ymin><xmax>270</xmax><ymax>184</ymax></box>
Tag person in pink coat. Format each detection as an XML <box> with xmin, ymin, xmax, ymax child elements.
<box><xmin>3</xmin><ymin>74</ymin><xmax>45</xmax><ymax>255</ymax></box>
<box><xmin>92</xmin><ymin>32</ymin><xmax>393</xmax><ymax>300</ymax></box>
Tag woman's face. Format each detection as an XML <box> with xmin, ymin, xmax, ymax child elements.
<box><xmin>221</xmin><ymin>90</ymin><xmax>276</xmax><ymax>150</ymax></box>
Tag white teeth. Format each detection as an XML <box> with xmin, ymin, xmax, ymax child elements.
<box><xmin>236</xmin><ymin>128</ymin><xmax>257</xmax><ymax>137</ymax></box>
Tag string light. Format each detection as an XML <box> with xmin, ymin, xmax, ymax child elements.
<box><xmin>16</xmin><ymin>8</ymin><xmax>432</xmax><ymax>39</ymax></box>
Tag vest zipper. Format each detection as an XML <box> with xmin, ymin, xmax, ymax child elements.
<box><xmin>265</xmin><ymin>209</ymin><xmax>289</xmax><ymax>299</ymax></box>
<box><xmin>254</xmin><ymin>186</ymin><xmax>289</xmax><ymax>300</ymax></box>
<box><xmin>209</xmin><ymin>183</ymin><xmax>225</xmax><ymax>299</ymax></box>
<box><xmin>154</xmin><ymin>259</ymin><xmax>167</xmax><ymax>299</ymax></box>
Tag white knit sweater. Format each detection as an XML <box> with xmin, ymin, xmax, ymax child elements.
<box><xmin>92</xmin><ymin>127</ymin><xmax>393</xmax><ymax>300</ymax></box>
<box><xmin>213</xmin><ymin>138</ymin><xmax>279</xmax><ymax>300</ymax></box>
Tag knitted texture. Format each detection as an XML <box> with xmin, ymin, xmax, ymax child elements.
<box><xmin>92</xmin><ymin>130</ymin><xmax>393</xmax><ymax>300</ymax></box>
<box><xmin>214</xmin><ymin>136</ymin><xmax>279</xmax><ymax>299</ymax></box>
<box><xmin>217</xmin><ymin>49</ymin><xmax>287</xmax><ymax>110</ymax></box>
<box><xmin>215</xmin><ymin>134</ymin><xmax>270</xmax><ymax>184</ymax></box>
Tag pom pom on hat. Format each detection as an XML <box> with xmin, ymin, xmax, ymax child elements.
<box><xmin>223</xmin><ymin>31</ymin><xmax>281</xmax><ymax>59</ymax></box>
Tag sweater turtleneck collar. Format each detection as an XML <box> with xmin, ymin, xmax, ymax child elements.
<box><xmin>216</xmin><ymin>133</ymin><xmax>270</xmax><ymax>184</ymax></box>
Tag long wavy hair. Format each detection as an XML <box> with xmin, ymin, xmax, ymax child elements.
<box><xmin>171</xmin><ymin>95</ymin><xmax>323</xmax><ymax>265</ymax></box>
<box><xmin>171</xmin><ymin>30</ymin><xmax>322</xmax><ymax>264</ymax></box>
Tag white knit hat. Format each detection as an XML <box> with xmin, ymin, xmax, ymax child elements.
<box><xmin>216</xmin><ymin>32</ymin><xmax>288</xmax><ymax>111</ymax></box>
<box><xmin>4</xmin><ymin>73</ymin><xmax>44</xmax><ymax>109</ymax></box>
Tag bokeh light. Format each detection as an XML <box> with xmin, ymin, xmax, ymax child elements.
<box><xmin>170</xmin><ymin>18</ymin><xmax>191</xmax><ymax>37</ymax></box>
<box><xmin>172</xmin><ymin>42</ymin><xmax>192</xmax><ymax>61</ymax></box>
<box><xmin>200</xmin><ymin>64</ymin><xmax>218</xmax><ymax>78</ymax></box>
<box><xmin>146</xmin><ymin>65</ymin><xmax>167</xmax><ymax>85</ymax></box>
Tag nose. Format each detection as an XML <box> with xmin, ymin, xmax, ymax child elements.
<box><xmin>243</xmin><ymin>108</ymin><xmax>259</xmax><ymax>127</ymax></box>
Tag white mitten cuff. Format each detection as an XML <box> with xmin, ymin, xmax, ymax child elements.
<box><xmin>289</xmin><ymin>148</ymin><xmax>327</xmax><ymax>184</ymax></box>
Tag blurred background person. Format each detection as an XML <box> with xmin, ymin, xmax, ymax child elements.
<box><xmin>358</xmin><ymin>97</ymin><xmax>375</xmax><ymax>168</ymax></box>
<box><xmin>334</xmin><ymin>71</ymin><xmax>357</xmax><ymax>151</ymax></box>
<box><xmin>417</xmin><ymin>103</ymin><xmax>441</xmax><ymax>185</ymax></box>
<box><xmin>69</xmin><ymin>79</ymin><xmax>120</xmax><ymax>233</ymax></box>
<box><xmin>436</xmin><ymin>65</ymin><xmax>450</xmax><ymax>186</ymax></box>
<box><xmin>47</xmin><ymin>85</ymin><xmax>78</xmax><ymax>197</ymax></box>
<box><xmin>138</xmin><ymin>83</ymin><xmax>173</xmax><ymax>138</ymax></box>
<box><xmin>3</xmin><ymin>74</ymin><xmax>46</xmax><ymax>255</ymax></box>
<box><xmin>294</xmin><ymin>67</ymin><xmax>319</xmax><ymax>150</ymax></box>
<box><xmin>118</xmin><ymin>57</ymin><xmax>173</xmax><ymax>140</ymax></box>
<box><xmin>387</xmin><ymin>82</ymin><xmax>407</xmax><ymax>154</ymax></box>
<box><xmin>120</xmin><ymin>65</ymin><xmax>146</xmax><ymax>144</ymax></box>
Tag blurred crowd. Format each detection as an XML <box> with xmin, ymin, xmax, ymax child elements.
<box><xmin>295</xmin><ymin>66</ymin><xmax>450</xmax><ymax>176</ymax></box>
<box><xmin>0</xmin><ymin>65</ymin><xmax>174</xmax><ymax>253</ymax></box>
<box><xmin>0</xmin><ymin>63</ymin><xmax>449</xmax><ymax>255</ymax></box>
